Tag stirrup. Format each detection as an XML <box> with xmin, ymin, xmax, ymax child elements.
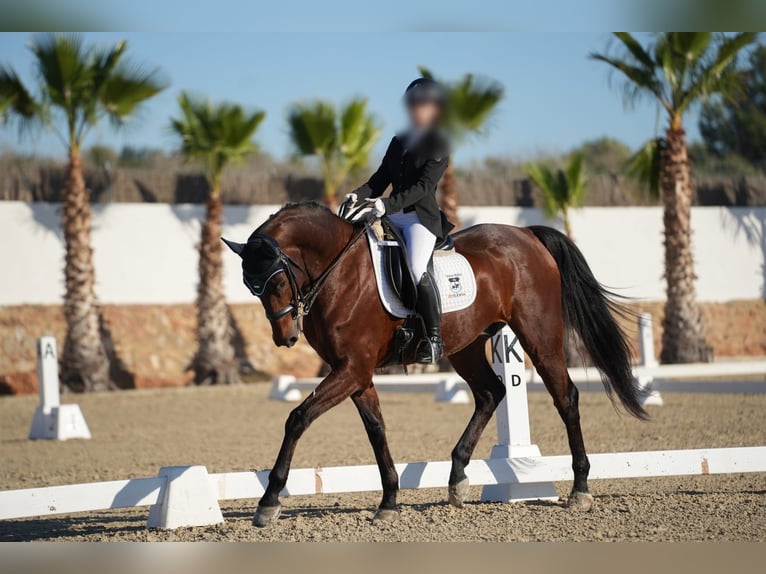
<box><xmin>415</xmin><ymin>336</ymin><xmax>443</xmax><ymax>364</ymax></box>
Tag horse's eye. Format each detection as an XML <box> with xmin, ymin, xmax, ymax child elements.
<box><xmin>276</xmin><ymin>280</ymin><xmax>287</xmax><ymax>293</ymax></box>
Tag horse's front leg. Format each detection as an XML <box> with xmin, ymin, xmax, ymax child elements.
<box><xmin>254</xmin><ymin>361</ymin><xmax>368</xmax><ymax>527</ymax></box>
<box><xmin>351</xmin><ymin>385</ymin><xmax>399</xmax><ymax>523</ymax></box>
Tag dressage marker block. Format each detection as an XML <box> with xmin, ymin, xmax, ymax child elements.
<box><xmin>2</xmin><ymin>327</ymin><xmax>766</xmax><ymax>530</ymax></box>
<box><xmin>147</xmin><ymin>466</ymin><xmax>223</xmax><ymax>529</ymax></box>
<box><xmin>481</xmin><ymin>330</ymin><xmax>557</xmax><ymax>502</ymax></box>
<box><xmin>28</xmin><ymin>336</ymin><xmax>91</xmax><ymax>441</ymax></box>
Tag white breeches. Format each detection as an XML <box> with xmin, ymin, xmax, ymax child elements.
<box><xmin>388</xmin><ymin>210</ymin><xmax>436</xmax><ymax>280</ymax></box>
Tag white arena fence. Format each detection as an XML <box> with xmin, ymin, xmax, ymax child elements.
<box><xmin>1</xmin><ymin>203</ymin><xmax>764</xmax><ymax>305</ymax></box>
<box><xmin>0</xmin><ymin>326</ymin><xmax>765</xmax><ymax>530</ymax></box>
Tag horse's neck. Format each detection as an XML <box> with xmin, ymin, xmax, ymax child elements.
<box><xmin>278</xmin><ymin>214</ymin><xmax>353</xmax><ymax>282</ymax></box>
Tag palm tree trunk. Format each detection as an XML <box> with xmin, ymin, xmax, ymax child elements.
<box><xmin>192</xmin><ymin>191</ymin><xmax>240</xmax><ymax>385</ymax></box>
<box><xmin>439</xmin><ymin>162</ymin><xmax>460</xmax><ymax>229</ymax></box>
<box><xmin>659</xmin><ymin>125</ymin><xmax>711</xmax><ymax>364</ymax></box>
<box><xmin>60</xmin><ymin>149</ymin><xmax>112</xmax><ymax>392</ymax></box>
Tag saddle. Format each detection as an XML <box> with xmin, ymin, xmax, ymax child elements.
<box><xmin>379</xmin><ymin>217</ymin><xmax>454</xmax><ymax>309</ymax></box>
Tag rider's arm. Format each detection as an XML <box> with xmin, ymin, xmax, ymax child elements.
<box><xmin>353</xmin><ymin>137</ymin><xmax>394</xmax><ymax>201</ymax></box>
<box><xmin>381</xmin><ymin>155</ymin><xmax>448</xmax><ymax>214</ymax></box>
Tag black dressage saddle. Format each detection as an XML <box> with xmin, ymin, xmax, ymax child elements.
<box><xmin>380</xmin><ymin>216</ymin><xmax>454</xmax><ymax>310</ymax></box>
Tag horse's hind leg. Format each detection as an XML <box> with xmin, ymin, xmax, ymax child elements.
<box><xmin>511</xmin><ymin>314</ymin><xmax>593</xmax><ymax>511</ymax></box>
<box><xmin>351</xmin><ymin>385</ymin><xmax>399</xmax><ymax>523</ymax></box>
<box><xmin>446</xmin><ymin>335</ymin><xmax>506</xmax><ymax>508</ymax></box>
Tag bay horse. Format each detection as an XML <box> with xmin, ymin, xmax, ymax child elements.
<box><xmin>223</xmin><ymin>202</ymin><xmax>646</xmax><ymax>527</ymax></box>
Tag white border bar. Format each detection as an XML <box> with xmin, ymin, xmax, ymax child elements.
<box><xmin>2</xmin><ymin>447</ymin><xmax>764</xmax><ymax>521</ymax></box>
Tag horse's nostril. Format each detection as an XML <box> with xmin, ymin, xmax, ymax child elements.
<box><xmin>287</xmin><ymin>336</ymin><xmax>298</xmax><ymax>347</ymax></box>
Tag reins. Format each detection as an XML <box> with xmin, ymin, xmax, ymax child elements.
<box><xmin>276</xmin><ymin>222</ymin><xmax>369</xmax><ymax>329</ymax></box>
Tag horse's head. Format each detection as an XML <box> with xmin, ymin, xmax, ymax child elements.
<box><xmin>224</xmin><ymin>202</ymin><xmax>355</xmax><ymax>348</ymax></box>
<box><xmin>222</xmin><ymin>234</ymin><xmax>302</xmax><ymax>348</ymax></box>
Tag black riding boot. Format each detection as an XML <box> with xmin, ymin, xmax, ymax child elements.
<box><xmin>415</xmin><ymin>272</ymin><xmax>443</xmax><ymax>364</ymax></box>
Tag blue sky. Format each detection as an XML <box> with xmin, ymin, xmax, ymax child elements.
<box><xmin>0</xmin><ymin>32</ymin><xmax>696</xmax><ymax>165</ymax></box>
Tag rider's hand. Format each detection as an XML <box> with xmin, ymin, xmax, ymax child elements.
<box><xmin>365</xmin><ymin>198</ymin><xmax>385</xmax><ymax>218</ymax></box>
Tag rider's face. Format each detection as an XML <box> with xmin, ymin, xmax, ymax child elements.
<box><xmin>408</xmin><ymin>101</ymin><xmax>440</xmax><ymax>130</ymax></box>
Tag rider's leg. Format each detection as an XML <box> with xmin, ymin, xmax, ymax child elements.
<box><xmin>401</xmin><ymin>216</ymin><xmax>436</xmax><ymax>280</ymax></box>
<box><xmin>400</xmin><ymin>218</ymin><xmax>442</xmax><ymax>363</ymax></box>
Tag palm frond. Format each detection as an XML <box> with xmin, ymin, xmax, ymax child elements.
<box><xmin>29</xmin><ymin>33</ymin><xmax>89</xmax><ymax>113</ymax></box>
<box><xmin>446</xmin><ymin>73</ymin><xmax>504</xmax><ymax>137</ymax></box>
<box><xmin>526</xmin><ymin>154</ymin><xmax>588</xmax><ymax>220</ymax></box>
<box><xmin>287</xmin><ymin>97</ymin><xmax>381</xmax><ymax>195</ymax></box>
<box><xmin>613</xmin><ymin>32</ymin><xmax>656</xmax><ymax>69</ymax></box>
<box><xmin>565</xmin><ymin>152</ymin><xmax>587</xmax><ymax>206</ymax></box>
<box><xmin>0</xmin><ymin>65</ymin><xmax>42</xmax><ymax>135</ymax></box>
<box><xmin>594</xmin><ymin>32</ymin><xmax>757</xmax><ymax>131</ymax></box>
<box><xmin>417</xmin><ymin>66</ymin><xmax>434</xmax><ymax>80</ymax></box>
<box><xmin>525</xmin><ymin>162</ymin><xmax>561</xmax><ymax>218</ymax></box>
<box><xmin>673</xmin><ymin>32</ymin><xmax>712</xmax><ymax>62</ymax></box>
<box><xmin>626</xmin><ymin>138</ymin><xmax>662</xmax><ymax>200</ymax></box>
<box><xmin>169</xmin><ymin>91</ymin><xmax>264</xmax><ymax>184</ymax></box>
<box><xmin>590</xmin><ymin>52</ymin><xmax>665</xmax><ymax>108</ymax></box>
<box><xmin>100</xmin><ymin>64</ymin><xmax>166</xmax><ymax>126</ymax></box>
<box><xmin>339</xmin><ymin>98</ymin><xmax>381</xmax><ymax>173</ymax></box>
<box><xmin>3</xmin><ymin>33</ymin><xmax>164</xmax><ymax>149</ymax></box>
<box><xmin>677</xmin><ymin>32</ymin><xmax>758</xmax><ymax>116</ymax></box>
<box><xmin>287</xmin><ymin>101</ymin><xmax>337</xmax><ymax>157</ymax></box>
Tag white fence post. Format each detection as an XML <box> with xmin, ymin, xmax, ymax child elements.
<box><xmin>147</xmin><ymin>466</ymin><xmax>224</xmax><ymax>529</ymax></box>
<box><xmin>481</xmin><ymin>327</ymin><xmax>558</xmax><ymax>502</ymax></box>
<box><xmin>637</xmin><ymin>313</ymin><xmax>663</xmax><ymax>407</ymax></box>
<box><xmin>269</xmin><ymin>375</ymin><xmax>302</xmax><ymax>402</ymax></box>
<box><xmin>434</xmin><ymin>376</ymin><xmax>470</xmax><ymax>404</ymax></box>
<box><xmin>28</xmin><ymin>336</ymin><xmax>91</xmax><ymax>441</ymax></box>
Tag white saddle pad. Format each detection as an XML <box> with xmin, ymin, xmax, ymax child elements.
<box><xmin>365</xmin><ymin>227</ymin><xmax>477</xmax><ymax>318</ymax></box>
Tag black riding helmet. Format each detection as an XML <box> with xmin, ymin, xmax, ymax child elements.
<box><xmin>404</xmin><ymin>77</ymin><xmax>446</xmax><ymax>107</ymax></box>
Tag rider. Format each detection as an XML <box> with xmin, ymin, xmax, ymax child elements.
<box><xmin>347</xmin><ymin>77</ymin><xmax>454</xmax><ymax>364</ymax></box>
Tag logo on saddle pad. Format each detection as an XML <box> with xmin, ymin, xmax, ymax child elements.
<box><xmin>447</xmin><ymin>274</ymin><xmax>464</xmax><ymax>297</ymax></box>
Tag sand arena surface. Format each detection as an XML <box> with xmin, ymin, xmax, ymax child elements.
<box><xmin>0</xmin><ymin>384</ymin><xmax>764</xmax><ymax>541</ymax></box>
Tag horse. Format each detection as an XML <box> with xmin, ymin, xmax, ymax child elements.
<box><xmin>222</xmin><ymin>202</ymin><xmax>646</xmax><ymax>527</ymax></box>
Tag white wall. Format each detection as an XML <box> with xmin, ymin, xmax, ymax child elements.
<box><xmin>0</xmin><ymin>202</ymin><xmax>763</xmax><ymax>305</ymax></box>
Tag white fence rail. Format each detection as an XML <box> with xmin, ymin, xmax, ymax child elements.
<box><xmin>3</xmin><ymin>447</ymin><xmax>765</xmax><ymax>523</ymax></box>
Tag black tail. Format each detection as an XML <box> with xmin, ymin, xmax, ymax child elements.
<box><xmin>529</xmin><ymin>225</ymin><xmax>647</xmax><ymax>419</ymax></box>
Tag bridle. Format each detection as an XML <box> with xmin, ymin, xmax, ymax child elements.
<box><xmin>243</xmin><ymin>223</ymin><xmax>369</xmax><ymax>330</ymax></box>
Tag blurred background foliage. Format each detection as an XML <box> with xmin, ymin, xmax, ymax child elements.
<box><xmin>2</xmin><ymin>128</ymin><xmax>765</xmax><ymax>207</ymax></box>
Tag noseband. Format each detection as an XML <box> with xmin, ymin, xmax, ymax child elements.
<box><xmin>243</xmin><ymin>226</ymin><xmax>368</xmax><ymax>328</ymax></box>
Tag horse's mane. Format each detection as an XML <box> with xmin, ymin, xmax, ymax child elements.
<box><xmin>252</xmin><ymin>201</ymin><xmax>339</xmax><ymax>238</ymax></box>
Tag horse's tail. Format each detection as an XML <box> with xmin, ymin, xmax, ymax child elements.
<box><xmin>528</xmin><ymin>225</ymin><xmax>647</xmax><ymax>420</ymax></box>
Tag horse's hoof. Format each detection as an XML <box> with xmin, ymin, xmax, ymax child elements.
<box><xmin>448</xmin><ymin>477</ymin><xmax>470</xmax><ymax>508</ymax></box>
<box><xmin>567</xmin><ymin>490</ymin><xmax>593</xmax><ymax>512</ymax></box>
<box><xmin>253</xmin><ymin>504</ymin><xmax>282</xmax><ymax>527</ymax></box>
<box><xmin>372</xmin><ymin>508</ymin><xmax>398</xmax><ymax>524</ymax></box>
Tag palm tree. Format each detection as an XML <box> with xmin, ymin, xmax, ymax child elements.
<box><xmin>525</xmin><ymin>153</ymin><xmax>587</xmax><ymax>238</ymax></box>
<box><xmin>287</xmin><ymin>98</ymin><xmax>381</xmax><ymax>209</ymax></box>
<box><xmin>591</xmin><ymin>32</ymin><xmax>757</xmax><ymax>364</ymax></box>
<box><xmin>0</xmin><ymin>34</ymin><xmax>165</xmax><ymax>391</ymax></box>
<box><xmin>170</xmin><ymin>92</ymin><xmax>265</xmax><ymax>385</ymax></box>
<box><xmin>419</xmin><ymin>67</ymin><xmax>504</xmax><ymax>227</ymax></box>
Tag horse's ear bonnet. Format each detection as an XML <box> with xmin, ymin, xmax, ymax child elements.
<box><xmin>221</xmin><ymin>237</ymin><xmax>246</xmax><ymax>256</ymax></box>
<box><xmin>240</xmin><ymin>234</ymin><xmax>286</xmax><ymax>297</ymax></box>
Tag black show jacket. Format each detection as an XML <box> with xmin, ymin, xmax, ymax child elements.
<box><xmin>354</xmin><ymin>129</ymin><xmax>454</xmax><ymax>242</ymax></box>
